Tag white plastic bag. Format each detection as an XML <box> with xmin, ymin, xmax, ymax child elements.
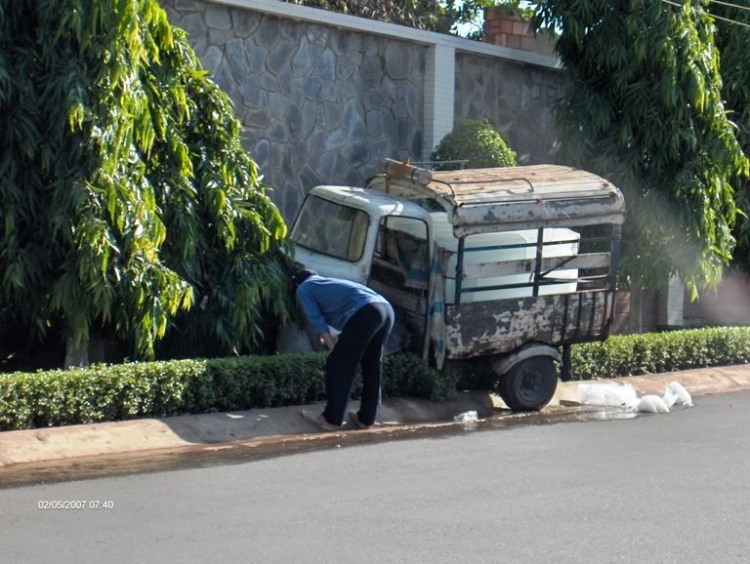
<box><xmin>604</xmin><ymin>385</ymin><xmax>639</xmax><ymax>410</ymax></box>
<box><xmin>636</xmin><ymin>395</ymin><xmax>670</xmax><ymax>413</ymax></box>
<box><xmin>664</xmin><ymin>381</ymin><xmax>693</xmax><ymax>407</ymax></box>
<box><xmin>579</xmin><ymin>383</ymin><xmax>638</xmax><ymax>409</ymax></box>
<box><xmin>662</xmin><ymin>386</ymin><xmax>678</xmax><ymax>408</ymax></box>
<box><xmin>454</xmin><ymin>410</ymin><xmax>478</xmax><ymax>431</ymax></box>
<box><xmin>454</xmin><ymin>410</ymin><xmax>478</xmax><ymax>423</ymax></box>
<box><xmin>578</xmin><ymin>383</ymin><xmax>617</xmax><ymax>406</ymax></box>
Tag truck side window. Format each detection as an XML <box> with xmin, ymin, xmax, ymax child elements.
<box><xmin>291</xmin><ymin>196</ymin><xmax>370</xmax><ymax>262</ymax></box>
<box><xmin>371</xmin><ymin>217</ymin><xmax>429</xmax><ymax>291</ymax></box>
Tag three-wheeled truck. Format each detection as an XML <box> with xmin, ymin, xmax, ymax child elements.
<box><xmin>289</xmin><ymin>159</ymin><xmax>626</xmax><ymax>411</ymax></box>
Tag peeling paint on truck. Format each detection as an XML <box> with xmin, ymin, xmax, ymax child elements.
<box><xmin>445</xmin><ymin>292</ymin><xmax>612</xmax><ymax>359</ymax></box>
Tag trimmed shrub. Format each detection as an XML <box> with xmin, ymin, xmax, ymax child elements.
<box><xmin>571</xmin><ymin>327</ymin><xmax>750</xmax><ymax>380</ymax></box>
<box><xmin>0</xmin><ymin>353</ymin><xmax>458</xmax><ymax>431</ymax></box>
<box><xmin>430</xmin><ymin>119</ymin><xmax>516</xmax><ymax>171</ymax></box>
<box><xmin>3</xmin><ymin>327</ymin><xmax>749</xmax><ymax>431</ymax></box>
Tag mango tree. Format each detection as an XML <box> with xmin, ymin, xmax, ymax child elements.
<box><xmin>0</xmin><ymin>0</ymin><xmax>292</xmax><ymax>366</ymax></box>
<box><xmin>532</xmin><ymin>0</ymin><xmax>749</xmax><ymax>307</ymax></box>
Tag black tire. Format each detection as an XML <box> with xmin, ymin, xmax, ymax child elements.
<box><xmin>498</xmin><ymin>357</ymin><xmax>558</xmax><ymax>411</ymax></box>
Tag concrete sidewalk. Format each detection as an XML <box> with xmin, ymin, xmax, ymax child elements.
<box><xmin>1</xmin><ymin>364</ymin><xmax>749</xmax><ymax>468</ymax></box>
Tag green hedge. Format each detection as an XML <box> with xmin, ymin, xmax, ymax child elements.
<box><xmin>0</xmin><ymin>353</ymin><xmax>458</xmax><ymax>431</ymax></box>
<box><xmin>572</xmin><ymin>327</ymin><xmax>750</xmax><ymax>380</ymax></box>
<box><xmin>3</xmin><ymin>327</ymin><xmax>749</xmax><ymax>431</ymax></box>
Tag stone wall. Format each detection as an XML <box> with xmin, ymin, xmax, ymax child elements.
<box><xmin>454</xmin><ymin>53</ymin><xmax>560</xmax><ymax>165</ymax></box>
<box><xmin>161</xmin><ymin>0</ymin><xmax>426</xmax><ymax>220</ymax></box>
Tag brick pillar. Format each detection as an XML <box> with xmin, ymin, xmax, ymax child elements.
<box><xmin>483</xmin><ymin>7</ymin><xmax>556</xmax><ymax>56</ymax></box>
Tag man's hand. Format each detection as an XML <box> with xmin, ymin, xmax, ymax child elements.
<box><xmin>321</xmin><ymin>332</ymin><xmax>336</xmax><ymax>352</ymax></box>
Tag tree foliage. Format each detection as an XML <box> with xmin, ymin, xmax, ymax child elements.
<box><xmin>287</xmin><ymin>0</ymin><xmax>456</xmax><ymax>32</ymax></box>
<box><xmin>532</xmin><ymin>0</ymin><xmax>749</xmax><ymax>294</ymax></box>
<box><xmin>430</xmin><ymin>120</ymin><xmax>516</xmax><ymax>170</ymax></box>
<box><xmin>288</xmin><ymin>0</ymin><xmax>521</xmax><ymax>36</ymax></box>
<box><xmin>0</xmin><ymin>0</ymin><xmax>292</xmax><ymax>361</ymax></box>
<box><xmin>713</xmin><ymin>4</ymin><xmax>750</xmax><ymax>272</ymax></box>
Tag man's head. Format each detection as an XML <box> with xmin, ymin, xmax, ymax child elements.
<box><xmin>291</xmin><ymin>269</ymin><xmax>317</xmax><ymax>291</ymax></box>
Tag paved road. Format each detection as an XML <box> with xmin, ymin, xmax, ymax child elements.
<box><xmin>1</xmin><ymin>392</ymin><xmax>749</xmax><ymax>563</ymax></box>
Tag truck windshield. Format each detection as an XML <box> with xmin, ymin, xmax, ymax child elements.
<box><xmin>292</xmin><ymin>196</ymin><xmax>370</xmax><ymax>262</ymax></box>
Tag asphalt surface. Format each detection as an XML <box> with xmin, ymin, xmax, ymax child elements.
<box><xmin>1</xmin><ymin>391</ymin><xmax>749</xmax><ymax>563</ymax></box>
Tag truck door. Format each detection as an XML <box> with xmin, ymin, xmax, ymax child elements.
<box><xmin>368</xmin><ymin>216</ymin><xmax>430</xmax><ymax>352</ymax></box>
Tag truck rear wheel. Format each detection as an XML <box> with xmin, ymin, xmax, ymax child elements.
<box><xmin>498</xmin><ymin>357</ymin><xmax>558</xmax><ymax>411</ymax></box>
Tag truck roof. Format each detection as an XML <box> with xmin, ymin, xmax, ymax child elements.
<box><xmin>308</xmin><ymin>185</ymin><xmax>429</xmax><ymax>219</ymax></box>
<box><xmin>369</xmin><ymin>163</ymin><xmax>627</xmax><ymax>235</ymax></box>
<box><xmin>427</xmin><ymin>165</ymin><xmax>620</xmax><ymax>205</ymax></box>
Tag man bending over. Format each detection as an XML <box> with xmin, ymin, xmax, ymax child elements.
<box><xmin>294</xmin><ymin>269</ymin><xmax>394</xmax><ymax>430</ymax></box>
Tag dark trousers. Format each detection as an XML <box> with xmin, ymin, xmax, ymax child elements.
<box><xmin>322</xmin><ymin>302</ymin><xmax>394</xmax><ymax>426</ymax></box>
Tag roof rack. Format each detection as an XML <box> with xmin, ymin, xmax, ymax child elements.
<box><xmin>372</xmin><ymin>160</ymin><xmax>626</xmax><ymax>233</ymax></box>
<box><xmin>381</xmin><ymin>159</ymin><xmax>539</xmax><ymax>200</ymax></box>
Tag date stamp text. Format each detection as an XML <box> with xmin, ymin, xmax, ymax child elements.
<box><xmin>38</xmin><ymin>500</ymin><xmax>115</xmax><ymax>510</ymax></box>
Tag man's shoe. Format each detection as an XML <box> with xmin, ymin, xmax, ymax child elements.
<box><xmin>348</xmin><ymin>410</ymin><xmax>373</xmax><ymax>430</ymax></box>
<box><xmin>300</xmin><ymin>409</ymin><xmax>344</xmax><ymax>432</ymax></box>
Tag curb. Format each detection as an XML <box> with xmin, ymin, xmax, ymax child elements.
<box><xmin>1</xmin><ymin>365</ymin><xmax>749</xmax><ymax>468</ymax></box>
<box><xmin>0</xmin><ymin>392</ymin><xmax>495</xmax><ymax>468</ymax></box>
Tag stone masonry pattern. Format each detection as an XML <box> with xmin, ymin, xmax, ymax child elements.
<box><xmin>161</xmin><ymin>0</ymin><xmax>426</xmax><ymax>221</ymax></box>
<box><xmin>454</xmin><ymin>53</ymin><xmax>560</xmax><ymax>165</ymax></box>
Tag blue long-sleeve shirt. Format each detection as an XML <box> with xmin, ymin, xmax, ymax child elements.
<box><xmin>296</xmin><ymin>275</ymin><xmax>389</xmax><ymax>335</ymax></box>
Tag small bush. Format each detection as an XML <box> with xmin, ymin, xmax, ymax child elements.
<box><xmin>430</xmin><ymin>119</ymin><xmax>516</xmax><ymax>170</ymax></box>
<box><xmin>571</xmin><ymin>327</ymin><xmax>750</xmax><ymax>380</ymax></box>
<box><xmin>0</xmin><ymin>353</ymin><xmax>457</xmax><ymax>431</ymax></box>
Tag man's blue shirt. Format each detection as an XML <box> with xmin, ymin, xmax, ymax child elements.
<box><xmin>296</xmin><ymin>275</ymin><xmax>388</xmax><ymax>335</ymax></box>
